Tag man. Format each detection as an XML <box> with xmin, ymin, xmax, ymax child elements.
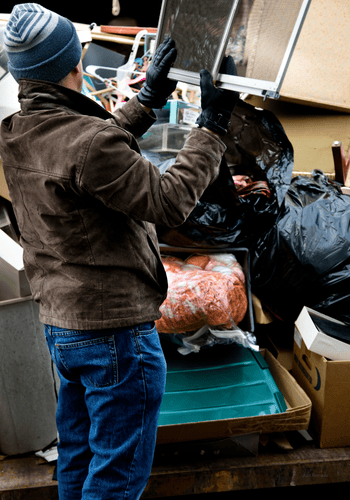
<box><xmin>0</xmin><ymin>4</ymin><xmax>239</xmax><ymax>499</ymax></box>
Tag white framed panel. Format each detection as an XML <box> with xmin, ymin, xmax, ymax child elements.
<box><xmin>156</xmin><ymin>0</ymin><xmax>312</xmax><ymax>99</ymax></box>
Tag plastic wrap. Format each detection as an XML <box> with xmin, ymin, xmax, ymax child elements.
<box><xmin>155</xmin><ymin>253</ymin><xmax>248</xmax><ymax>335</ymax></box>
<box><xmin>174</xmin><ymin>324</ymin><xmax>259</xmax><ymax>355</ymax></box>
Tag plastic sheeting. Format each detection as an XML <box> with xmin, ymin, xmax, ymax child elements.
<box><xmin>251</xmin><ymin>170</ymin><xmax>350</xmax><ymax>325</ymax></box>
<box><xmin>156</xmin><ymin>99</ymin><xmax>294</xmax><ymax>249</ymax></box>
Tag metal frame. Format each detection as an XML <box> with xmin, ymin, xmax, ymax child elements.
<box><xmin>155</xmin><ymin>0</ymin><xmax>241</xmax><ymax>83</ymax></box>
<box><xmin>155</xmin><ymin>0</ymin><xmax>312</xmax><ymax>99</ymax></box>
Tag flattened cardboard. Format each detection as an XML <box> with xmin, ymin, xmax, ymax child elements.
<box><xmin>280</xmin><ymin>0</ymin><xmax>350</xmax><ymax>112</ymax></box>
<box><xmin>0</xmin><ymin>161</ymin><xmax>10</xmax><ymax>201</ymax></box>
<box><xmin>292</xmin><ymin>329</ymin><xmax>350</xmax><ymax>448</ymax></box>
<box><xmin>262</xmin><ymin>335</ymin><xmax>294</xmax><ymax>373</ymax></box>
<box><xmin>156</xmin><ymin>349</ymin><xmax>311</xmax><ymax>444</ymax></box>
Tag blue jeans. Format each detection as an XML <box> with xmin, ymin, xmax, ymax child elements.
<box><xmin>44</xmin><ymin>322</ymin><xmax>166</xmax><ymax>500</ymax></box>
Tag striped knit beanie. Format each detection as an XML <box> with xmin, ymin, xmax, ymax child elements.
<box><xmin>3</xmin><ymin>3</ymin><xmax>82</xmax><ymax>83</ymax></box>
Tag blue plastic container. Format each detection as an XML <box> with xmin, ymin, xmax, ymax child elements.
<box><xmin>159</xmin><ymin>343</ymin><xmax>287</xmax><ymax>426</ymax></box>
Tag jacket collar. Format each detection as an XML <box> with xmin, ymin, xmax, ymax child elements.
<box><xmin>17</xmin><ymin>79</ymin><xmax>113</xmax><ymax>120</ymax></box>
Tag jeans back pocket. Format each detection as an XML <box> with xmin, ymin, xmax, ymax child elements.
<box><xmin>55</xmin><ymin>335</ymin><xmax>118</xmax><ymax>387</ymax></box>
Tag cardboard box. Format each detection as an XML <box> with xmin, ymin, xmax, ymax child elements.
<box><xmin>280</xmin><ymin>0</ymin><xmax>350</xmax><ymax>112</ymax></box>
<box><xmin>262</xmin><ymin>335</ymin><xmax>294</xmax><ymax>373</ymax></box>
<box><xmin>292</xmin><ymin>328</ymin><xmax>350</xmax><ymax>448</ymax></box>
<box><xmin>295</xmin><ymin>306</ymin><xmax>350</xmax><ymax>361</ymax></box>
<box><xmin>0</xmin><ymin>228</ymin><xmax>31</xmax><ymax>300</ymax></box>
<box><xmin>253</xmin><ymin>318</ymin><xmax>295</xmax><ymax>373</ymax></box>
<box><xmin>156</xmin><ymin>349</ymin><xmax>311</xmax><ymax>445</ymax></box>
<box><xmin>0</xmin><ymin>159</ymin><xmax>10</xmax><ymax>202</ymax></box>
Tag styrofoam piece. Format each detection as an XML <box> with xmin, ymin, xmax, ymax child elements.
<box><xmin>0</xmin><ymin>228</ymin><xmax>23</xmax><ymax>270</ymax></box>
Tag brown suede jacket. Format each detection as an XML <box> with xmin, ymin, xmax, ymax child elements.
<box><xmin>0</xmin><ymin>79</ymin><xmax>226</xmax><ymax>330</ymax></box>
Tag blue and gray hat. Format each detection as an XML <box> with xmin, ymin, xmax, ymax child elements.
<box><xmin>3</xmin><ymin>3</ymin><xmax>82</xmax><ymax>83</ymax></box>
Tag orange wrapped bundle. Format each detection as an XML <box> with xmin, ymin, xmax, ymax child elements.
<box><xmin>186</xmin><ymin>253</ymin><xmax>245</xmax><ymax>283</ymax></box>
<box><xmin>156</xmin><ymin>254</ymin><xmax>248</xmax><ymax>334</ymax></box>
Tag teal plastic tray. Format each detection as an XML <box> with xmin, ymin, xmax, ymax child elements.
<box><xmin>159</xmin><ymin>343</ymin><xmax>287</xmax><ymax>426</ymax></box>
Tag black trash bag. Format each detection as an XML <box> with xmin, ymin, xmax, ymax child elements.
<box><xmin>156</xmin><ymin>99</ymin><xmax>294</xmax><ymax>249</ymax></box>
<box><xmin>157</xmin><ymin>155</ymin><xmax>243</xmax><ymax>248</ymax></box>
<box><xmin>251</xmin><ymin>169</ymin><xmax>350</xmax><ymax>325</ymax></box>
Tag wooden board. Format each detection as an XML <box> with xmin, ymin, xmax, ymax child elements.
<box><xmin>101</xmin><ymin>26</ymin><xmax>157</xmax><ymax>35</ymax></box>
<box><xmin>2</xmin><ymin>439</ymin><xmax>350</xmax><ymax>498</ymax></box>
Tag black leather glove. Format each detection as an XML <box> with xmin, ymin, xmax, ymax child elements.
<box><xmin>196</xmin><ymin>56</ymin><xmax>239</xmax><ymax>136</ymax></box>
<box><xmin>137</xmin><ymin>37</ymin><xmax>178</xmax><ymax>109</ymax></box>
